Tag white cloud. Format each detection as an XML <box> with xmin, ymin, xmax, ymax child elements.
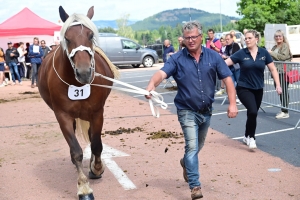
<box><xmin>0</xmin><ymin>0</ymin><xmax>240</xmax><ymax>23</ymax></box>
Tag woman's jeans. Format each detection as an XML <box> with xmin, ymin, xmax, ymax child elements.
<box><xmin>230</xmin><ymin>67</ymin><xmax>240</xmax><ymax>86</ymax></box>
<box><xmin>31</xmin><ymin>63</ymin><xmax>41</xmax><ymax>85</ymax></box>
<box><xmin>236</xmin><ymin>86</ymin><xmax>263</xmax><ymax>139</ymax></box>
<box><xmin>177</xmin><ymin>109</ymin><xmax>212</xmax><ymax>189</ymax></box>
<box><xmin>8</xmin><ymin>62</ymin><xmax>21</xmax><ymax>83</ymax></box>
<box><xmin>275</xmin><ymin>73</ymin><xmax>289</xmax><ymax>113</ymax></box>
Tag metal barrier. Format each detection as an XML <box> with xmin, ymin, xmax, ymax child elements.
<box><xmin>216</xmin><ymin>61</ymin><xmax>300</xmax><ymax>128</ymax></box>
<box><xmin>262</xmin><ymin>61</ymin><xmax>300</xmax><ymax>128</ymax></box>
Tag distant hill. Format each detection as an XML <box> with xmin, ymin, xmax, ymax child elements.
<box><xmin>130</xmin><ymin>8</ymin><xmax>239</xmax><ymax>31</ymax></box>
<box><xmin>93</xmin><ymin>20</ymin><xmax>137</xmax><ymax>29</ymax></box>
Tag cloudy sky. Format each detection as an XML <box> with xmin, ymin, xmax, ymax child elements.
<box><xmin>0</xmin><ymin>0</ymin><xmax>240</xmax><ymax>24</ymax></box>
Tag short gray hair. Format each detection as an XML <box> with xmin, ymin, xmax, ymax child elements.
<box><xmin>182</xmin><ymin>21</ymin><xmax>202</xmax><ymax>35</ymax></box>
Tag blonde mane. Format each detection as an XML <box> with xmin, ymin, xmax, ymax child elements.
<box><xmin>60</xmin><ymin>13</ymin><xmax>99</xmax><ymax>51</ymax></box>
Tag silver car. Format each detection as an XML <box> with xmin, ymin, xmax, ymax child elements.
<box><xmin>99</xmin><ymin>34</ymin><xmax>159</xmax><ymax>68</ymax></box>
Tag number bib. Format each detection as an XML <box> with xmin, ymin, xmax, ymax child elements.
<box><xmin>68</xmin><ymin>84</ymin><xmax>91</xmax><ymax>100</ymax></box>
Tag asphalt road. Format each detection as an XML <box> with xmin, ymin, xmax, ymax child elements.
<box><xmin>115</xmin><ymin>63</ymin><xmax>300</xmax><ymax>167</ymax></box>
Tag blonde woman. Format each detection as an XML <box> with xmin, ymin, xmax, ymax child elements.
<box><xmin>230</xmin><ymin>30</ymin><xmax>237</xmax><ymax>43</ymax></box>
<box><xmin>225</xmin><ymin>30</ymin><xmax>282</xmax><ymax>149</ymax></box>
<box><xmin>268</xmin><ymin>30</ymin><xmax>293</xmax><ymax>119</ymax></box>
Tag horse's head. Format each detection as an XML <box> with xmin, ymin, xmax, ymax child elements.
<box><xmin>59</xmin><ymin>6</ymin><xmax>99</xmax><ymax>84</ymax></box>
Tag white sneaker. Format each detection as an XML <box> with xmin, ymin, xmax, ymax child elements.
<box><xmin>275</xmin><ymin>112</ymin><xmax>289</xmax><ymax>119</ymax></box>
<box><xmin>0</xmin><ymin>83</ymin><xmax>5</xmax><ymax>88</ymax></box>
<box><xmin>249</xmin><ymin>137</ymin><xmax>257</xmax><ymax>149</ymax></box>
<box><xmin>243</xmin><ymin>136</ymin><xmax>250</xmax><ymax>145</ymax></box>
<box><xmin>215</xmin><ymin>88</ymin><xmax>225</xmax><ymax>96</ymax></box>
<box><xmin>236</xmin><ymin>99</ymin><xmax>242</xmax><ymax>105</ymax></box>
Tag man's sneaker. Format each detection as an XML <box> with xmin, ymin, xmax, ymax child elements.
<box><xmin>243</xmin><ymin>136</ymin><xmax>250</xmax><ymax>146</ymax></box>
<box><xmin>275</xmin><ymin>112</ymin><xmax>289</xmax><ymax>119</ymax></box>
<box><xmin>180</xmin><ymin>158</ymin><xmax>188</xmax><ymax>182</ymax></box>
<box><xmin>215</xmin><ymin>88</ymin><xmax>225</xmax><ymax>96</ymax></box>
<box><xmin>0</xmin><ymin>83</ymin><xmax>5</xmax><ymax>88</ymax></box>
<box><xmin>191</xmin><ymin>186</ymin><xmax>203</xmax><ymax>199</ymax></box>
<box><xmin>249</xmin><ymin>137</ymin><xmax>257</xmax><ymax>149</ymax></box>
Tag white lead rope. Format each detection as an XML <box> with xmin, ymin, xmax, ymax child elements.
<box><xmin>92</xmin><ymin>72</ymin><xmax>168</xmax><ymax>118</ymax></box>
<box><xmin>52</xmin><ymin>45</ymin><xmax>167</xmax><ymax>118</ymax></box>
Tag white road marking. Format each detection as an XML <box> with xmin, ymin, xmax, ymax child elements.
<box><xmin>232</xmin><ymin>126</ymin><xmax>300</xmax><ymax>140</ymax></box>
<box><xmin>83</xmin><ymin>143</ymin><xmax>137</xmax><ymax>190</ymax></box>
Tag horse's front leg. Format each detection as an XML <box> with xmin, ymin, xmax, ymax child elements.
<box><xmin>55</xmin><ymin>113</ymin><xmax>94</xmax><ymax>200</ymax></box>
<box><xmin>89</xmin><ymin>113</ymin><xmax>105</xmax><ymax>179</ymax></box>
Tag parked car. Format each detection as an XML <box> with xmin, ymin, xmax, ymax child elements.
<box><xmin>98</xmin><ymin>33</ymin><xmax>159</xmax><ymax>68</ymax></box>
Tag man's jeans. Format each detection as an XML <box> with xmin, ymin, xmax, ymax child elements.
<box><xmin>177</xmin><ymin>109</ymin><xmax>212</xmax><ymax>189</ymax></box>
<box><xmin>8</xmin><ymin>62</ymin><xmax>21</xmax><ymax>83</ymax></box>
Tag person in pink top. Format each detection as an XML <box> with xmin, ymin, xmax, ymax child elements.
<box><xmin>206</xmin><ymin>29</ymin><xmax>221</xmax><ymax>53</ymax></box>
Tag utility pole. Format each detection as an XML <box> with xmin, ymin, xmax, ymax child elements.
<box><xmin>220</xmin><ymin>0</ymin><xmax>222</xmax><ymax>32</ymax></box>
<box><xmin>188</xmin><ymin>0</ymin><xmax>191</xmax><ymax>21</ymax></box>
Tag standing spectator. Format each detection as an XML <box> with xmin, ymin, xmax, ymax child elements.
<box><xmin>28</xmin><ymin>37</ymin><xmax>43</xmax><ymax>88</ymax></box>
<box><xmin>268</xmin><ymin>30</ymin><xmax>293</xmax><ymax>119</ymax></box>
<box><xmin>206</xmin><ymin>29</ymin><xmax>221</xmax><ymax>53</ymax></box>
<box><xmin>215</xmin><ymin>36</ymin><xmax>227</xmax><ymax>95</ymax></box>
<box><xmin>0</xmin><ymin>47</ymin><xmax>5</xmax><ymax>87</ymax></box>
<box><xmin>223</xmin><ymin>33</ymin><xmax>241</xmax><ymax>86</ymax></box>
<box><xmin>225</xmin><ymin>30</ymin><xmax>282</xmax><ymax>149</ymax></box>
<box><xmin>240</xmin><ymin>29</ymin><xmax>248</xmax><ymax>48</ymax></box>
<box><xmin>5</xmin><ymin>42</ymin><xmax>22</xmax><ymax>85</ymax></box>
<box><xmin>177</xmin><ymin>36</ymin><xmax>184</xmax><ymax>51</ymax></box>
<box><xmin>145</xmin><ymin>21</ymin><xmax>238</xmax><ymax>199</ymax></box>
<box><xmin>162</xmin><ymin>39</ymin><xmax>175</xmax><ymax>62</ymax></box>
<box><xmin>17</xmin><ymin>42</ymin><xmax>27</xmax><ymax>79</ymax></box>
<box><xmin>25</xmin><ymin>42</ymin><xmax>31</xmax><ymax>79</ymax></box>
<box><xmin>41</xmin><ymin>40</ymin><xmax>51</xmax><ymax>59</ymax></box>
<box><xmin>230</xmin><ymin>30</ymin><xmax>237</xmax><ymax>43</ymax></box>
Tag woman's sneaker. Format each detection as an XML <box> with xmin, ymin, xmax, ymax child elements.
<box><xmin>215</xmin><ymin>88</ymin><xmax>225</xmax><ymax>96</ymax></box>
<box><xmin>275</xmin><ymin>112</ymin><xmax>289</xmax><ymax>119</ymax></box>
<box><xmin>243</xmin><ymin>136</ymin><xmax>250</xmax><ymax>146</ymax></box>
<box><xmin>249</xmin><ymin>138</ymin><xmax>257</xmax><ymax>149</ymax></box>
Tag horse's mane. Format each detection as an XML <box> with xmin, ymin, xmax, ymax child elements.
<box><xmin>60</xmin><ymin>13</ymin><xmax>119</xmax><ymax>79</ymax></box>
<box><xmin>60</xmin><ymin>13</ymin><xmax>99</xmax><ymax>50</ymax></box>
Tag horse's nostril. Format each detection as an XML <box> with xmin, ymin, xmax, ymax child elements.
<box><xmin>75</xmin><ymin>69</ymin><xmax>80</xmax><ymax>77</ymax></box>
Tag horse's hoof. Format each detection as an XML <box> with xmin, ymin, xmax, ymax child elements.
<box><xmin>78</xmin><ymin>193</ymin><xmax>94</xmax><ymax>200</ymax></box>
<box><xmin>89</xmin><ymin>170</ymin><xmax>102</xmax><ymax>179</ymax></box>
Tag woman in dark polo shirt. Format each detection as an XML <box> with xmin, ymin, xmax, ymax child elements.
<box><xmin>225</xmin><ymin>30</ymin><xmax>282</xmax><ymax>149</ymax></box>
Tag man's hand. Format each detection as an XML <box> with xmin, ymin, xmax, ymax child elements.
<box><xmin>145</xmin><ymin>84</ymin><xmax>155</xmax><ymax>99</ymax></box>
<box><xmin>210</xmin><ymin>40</ymin><xmax>215</xmax><ymax>48</ymax></box>
<box><xmin>227</xmin><ymin>104</ymin><xmax>238</xmax><ymax>118</ymax></box>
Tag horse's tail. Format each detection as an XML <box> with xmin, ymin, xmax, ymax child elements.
<box><xmin>75</xmin><ymin>118</ymin><xmax>90</xmax><ymax>143</ymax></box>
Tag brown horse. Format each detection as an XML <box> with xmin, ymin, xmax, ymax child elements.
<box><xmin>38</xmin><ymin>6</ymin><xmax>118</xmax><ymax>200</ymax></box>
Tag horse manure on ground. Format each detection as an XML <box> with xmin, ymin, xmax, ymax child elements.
<box><xmin>147</xmin><ymin>130</ymin><xmax>183</xmax><ymax>139</ymax></box>
<box><xmin>166</xmin><ymin>86</ymin><xmax>178</xmax><ymax>91</ymax></box>
<box><xmin>19</xmin><ymin>91</ymin><xmax>38</xmax><ymax>95</ymax></box>
<box><xmin>104</xmin><ymin>127</ymin><xmax>144</xmax><ymax>135</ymax></box>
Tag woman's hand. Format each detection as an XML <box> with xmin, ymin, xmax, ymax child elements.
<box><xmin>276</xmin><ymin>86</ymin><xmax>282</xmax><ymax>95</ymax></box>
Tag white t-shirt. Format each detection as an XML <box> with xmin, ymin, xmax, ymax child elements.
<box><xmin>17</xmin><ymin>47</ymin><xmax>25</xmax><ymax>62</ymax></box>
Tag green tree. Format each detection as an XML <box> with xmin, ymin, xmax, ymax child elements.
<box><xmin>116</xmin><ymin>14</ymin><xmax>135</xmax><ymax>39</ymax></box>
<box><xmin>236</xmin><ymin>0</ymin><xmax>300</xmax><ymax>34</ymax></box>
<box><xmin>98</xmin><ymin>27</ymin><xmax>116</xmax><ymax>33</ymax></box>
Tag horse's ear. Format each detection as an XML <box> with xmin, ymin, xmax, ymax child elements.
<box><xmin>59</xmin><ymin>6</ymin><xmax>69</xmax><ymax>22</ymax></box>
<box><xmin>87</xmin><ymin>6</ymin><xmax>94</xmax><ymax>19</ymax></box>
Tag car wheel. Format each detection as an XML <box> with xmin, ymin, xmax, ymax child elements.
<box><xmin>132</xmin><ymin>64</ymin><xmax>140</xmax><ymax>68</ymax></box>
<box><xmin>143</xmin><ymin>56</ymin><xmax>154</xmax><ymax>68</ymax></box>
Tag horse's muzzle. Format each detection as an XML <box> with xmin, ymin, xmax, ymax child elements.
<box><xmin>75</xmin><ymin>67</ymin><xmax>92</xmax><ymax>84</ymax></box>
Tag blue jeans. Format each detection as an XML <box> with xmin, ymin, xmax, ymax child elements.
<box><xmin>230</xmin><ymin>67</ymin><xmax>240</xmax><ymax>86</ymax></box>
<box><xmin>8</xmin><ymin>62</ymin><xmax>21</xmax><ymax>83</ymax></box>
<box><xmin>177</xmin><ymin>109</ymin><xmax>212</xmax><ymax>189</ymax></box>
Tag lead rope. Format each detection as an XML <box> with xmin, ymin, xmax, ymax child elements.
<box><xmin>51</xmin><ymin>45</ymin><xmax>168</xmax><ymax>118</ymax></box>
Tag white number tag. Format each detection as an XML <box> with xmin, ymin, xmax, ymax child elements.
<box><xmin>68</xmin><ymin>84</ymin><xmax>91</xmax><ymax>100</ymax></box>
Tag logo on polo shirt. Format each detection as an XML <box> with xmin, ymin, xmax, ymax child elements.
<box><xmin>243</xmin><ymin>57</ymin><xmax>250</xmax><ymax>60</ymax></box>
<box><xmin>259</xmin><ymin>56</ymin><xmax>266</xmax><ymax>60</ymax></box>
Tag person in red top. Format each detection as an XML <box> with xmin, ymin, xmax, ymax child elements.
<box><xmin>206</xmin><ymin>29</ymin><xmax>221</xmax><ymax>53</ymax></box>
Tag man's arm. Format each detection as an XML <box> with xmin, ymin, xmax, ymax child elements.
<box><xmin>145</xmin><ymin>70</ymin><xmax>167</xmax><ymax>99</ymax></box>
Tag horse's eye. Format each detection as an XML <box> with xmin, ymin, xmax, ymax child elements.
<box><xmin>89</xmin><ymin>33</ymin><xmax>94</xmax><ymax>40</ymax></box>
<box><xmin>65</xmin><ymin>37</ymin><xmax>70</xmax><ymax>43</ymax></box>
